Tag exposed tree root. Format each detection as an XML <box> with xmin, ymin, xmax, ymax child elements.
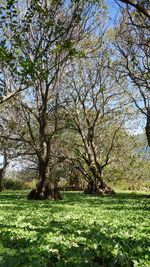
<box><xmin>84</xmin><ymin>182</ymin><xmax>115</xmax><ymax>195</ymax></box>
<box><xmin>26</xmin><ymin>185</ymin><xmax>63</xmax><ymax>200</ymax></box>
<box><xmin>95</xmin><ymin>187</ymin><xmax>115</xmax><ymax>195</ymax></box>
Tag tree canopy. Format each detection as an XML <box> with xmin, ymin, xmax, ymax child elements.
<box><xmin>0</xmin><ymin>0</ymin><xmax>149</xmax><ymax>198</ymax></box>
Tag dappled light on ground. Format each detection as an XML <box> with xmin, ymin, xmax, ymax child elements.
<box><xmin>0</xmin><ymin>191</ymin><xmax>149</xmax><ymax>266</ymax></box>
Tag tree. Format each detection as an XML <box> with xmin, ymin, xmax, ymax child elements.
<box><xmin>0</xmin><ymin>0</ymin><xmax>104</xmax><ymax>103</ymax></box>
<box><xmin>116</xmin><ymin>0</ymin><xmax>150</xmax><ymax>19</ymax></box>
<box><xmin>113</xmin><ymin>8</ymin><xmax>150</xmax><ymax>145</ymax></box>
<box><xmin>103</xmin><ymin>132</ymin><xmax>149</xmax><ymax>188</ymax></box>
<box><xmin>0</xmin><ymin>0</ymin><xmax>105</xmax><ymax>199</ymax></box>
<box><xmin>61</xmin><ymin>45</ymin><xmax>130</xmax><ymax>194</ymax></box>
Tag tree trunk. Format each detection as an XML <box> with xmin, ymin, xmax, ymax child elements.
<box><xmin>26</xmin><ymin>159</ymin><xmax>63</xmax><ymax>200</ymax></box>
<box><xmin>0</xmin><ymin>169</ymin><xmax>4</xmax><ymax>192</ymax></box>
<box><xmin>82</xmin><ymin>137</ymin><xmax>115</xmax><ymax>195</ymax></box>
<box><xmin>27</xmin><ymin>100</ymin><xmax>51</xmax><ymax>200</ymax></box>
<box><xmin>27</xmin><ymin>85</ymin><xmax>62</xmax><ymax>200</ymax></box>
<box><xmin>84</xmin><ymin>166</ymin><xmax>115</xmax><ymax>195</ymax></box>
<box><xmin>85</xmin><ymin>177</ymin><xmax>115</xmax><ymax>195</ymax></box>
<box><xmin>84</xmin><ymin>179</ymin><xmax>95</xmax><ymax>194</ymax></box>
<box><xmin>27</xmin><ymin>158</ymin><xmax>49</xmax><ymax>200</ymax></box>
<box><xmin>145</xmin><ymin>109</ymin><xmax>150</xmax><ymax>146</ymax></box>
<box><xmin>36</xmin><ymin>159</ymin><xmax>48</xmax><ymax>197</ymax></box>
<box><xmin>0</xmin><ymin>152</ymin><xmax>8</xmax><ymax>192</ymax></box>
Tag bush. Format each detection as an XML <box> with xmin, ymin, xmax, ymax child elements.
<box><xmin>3</xmin><ymin>179</ymin><xmax>31</xmax><ymax>190</ymax></box>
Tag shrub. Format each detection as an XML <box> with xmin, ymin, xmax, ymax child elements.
<box><xmin>3</xmin><ymin>179</ymin><xmax>30</xmax><ymax>190</ymax></box>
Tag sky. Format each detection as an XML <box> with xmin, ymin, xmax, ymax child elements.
<box><xmin>106</xmin><ymin>0</ymin><xmax>121</xmax><ymax>24</ymax></box>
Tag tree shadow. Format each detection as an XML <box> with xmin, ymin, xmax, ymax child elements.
<box><xmin>0</xmin><ymin>191</ymin><xmax>149</xmax><ymax>266</ymax></box>
<box><xmin>55</xmin><ymin>191</ymin><xmax>150</xmax><ymax>212</ymax></box>
<box><xmin>0</xmin><ymin>190</ymin><xmax>149</xmax><ymax>212</ymax></box>
<box><xmin>0</xmin><ymin>217</ymin><xmax>149</xmax><ymax>266</ymax></box>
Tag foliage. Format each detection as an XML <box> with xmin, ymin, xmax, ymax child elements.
<box><xmin>0</xmin><ymin>0</ymin><xmax>108</xmax><ymax>198</ymax></box>
<box><xmin>113</xmin><ymin>5</ymin><xmax>150</xmax><ymax>146</ymax></box>
<box><xmin>0</xmin><ymin>191</ymin><xmax>149</xmax><ymax>266</ymax></box>
<box><xmin>103</xmin><ymin>147</ymin><xmax>150</xmax><ymax>189</ymax></box>
<box><xmin>3</xmin><ymin>178</ymin><xmax>35</xmax><ymax>190</ymax></box>
<box><xmin>0</xmin><ymin>0</ymin><xmax>148</xmax><ymax>195</ymax></box>
<box><xmin>58</xmin><ymin>51</ymin><xmax>132</xmax><ymax>193</ymax></box>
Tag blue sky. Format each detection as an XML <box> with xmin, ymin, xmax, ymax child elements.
<box><xmin>106</xmin><ymin>0</ymin><xmax>121</xmax><ymax>24</ymax></box>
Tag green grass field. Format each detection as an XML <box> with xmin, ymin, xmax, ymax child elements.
<box><xmin>0</xmin><ymin>191</ymin><xmax>149</xmax><ymax>267</ymax></box>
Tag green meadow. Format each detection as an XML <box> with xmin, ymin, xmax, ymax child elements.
<box><xmin>0</xmin><ymin>191</ymin><xmax>149</xmax><ymax>267</ymax></box>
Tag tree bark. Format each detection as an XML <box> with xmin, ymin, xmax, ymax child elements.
<box><xmin>145</xmin><ymin>109</ymin><xmax>150</xmax><ymax>147</ymax></box>
<box><xmin>36</xmin><ymin>158</ymin><xmax>48</xmax><ymax>198</ymax></box>
<box><xmin>0</xmin><ymin>151</ymin><xmax>8</xmax><ymax>192</ymax></box>
<box><xmin>83</xmin><ymin>161</ymin><xmax>114</xmax><ymax>195</ymax></box>
<box><xmin>27</xmin><ymin>145</ymin><xmax>51</xmax><ymax>200</ymax></box>
<box><xmin>81</xmin><ymin>144</ymin><xmax>115</xmax><ymax>195</ymax></box>
<box><xmin>27</xmin><ymin>90</ymin><xmax>50</xmax><ymax>199</ymax></box>
<box><xmin>0</xmin><ymin>169</ymin><xmax>4</xmax><ymax>192</ymax></box>
<box><xmin>27</xmin><ymin>146</ymin><xmax>62</xmax><ymax>200</ymax></box>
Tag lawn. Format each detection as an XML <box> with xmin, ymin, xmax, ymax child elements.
<box><xmin>0</xmin><ymin>191</ymin><xmax>149</xmax><ymax>267</ymax></box>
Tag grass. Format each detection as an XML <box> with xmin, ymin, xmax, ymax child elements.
<box><xmin>0</xmin><ymin>190</ymin><xmax>150</xmax><ymax>267</ymax></box>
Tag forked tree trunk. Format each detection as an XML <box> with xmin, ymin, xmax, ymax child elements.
<box><xmin>27</xmin><ymin>158</ymin><xmax>51</xmax><ymax>200</ymax></box>
<box><xmin>84</xmin><ymin>167</ymin><xmax>115</xmax><ymax>195</ymax></box>
<box><xmin>27</xmin><ymin>158</ymin><xmax>47</xmax><ymax>200</ymax></box>
<box><xmin>27</xmin><ymin>87</ymin><xmax>63</xmax><ymax>200</ymax></box>
<box><xmin>26</xmin><ymin>159</ymin><xmax>63</xmax><ymax>200</ymax></box>
<box><xmin>36</xmin><ymin>159</ymin><xmax>48</xmax><ymax>198</ymax></box>
<box><xmin>85</xmin><ymin>178</ymin><xmax>115</xmax><ymax>195</ymax></box>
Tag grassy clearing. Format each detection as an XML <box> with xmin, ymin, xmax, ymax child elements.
<box><xmin>0</xmin><ymin>191</ymin><xmax>149</xmax><ymax>267</ymax></box>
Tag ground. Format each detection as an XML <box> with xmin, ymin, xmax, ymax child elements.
<box><xmin>0</xmin><ymin>190</ymin><xmax>149</xmax><ymax>266</ymax></box>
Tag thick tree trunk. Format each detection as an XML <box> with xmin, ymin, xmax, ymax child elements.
<box><xmin>27</xmin><ymin>158</ymin><xmax>49</xmax><ymax>200</ymax></box>
<box><xmin>27</xmin><ymin>102</ymin><xmax>52</xmax><ymax>200</ymax></box>
<box><xmin>36</xmin><ymin>159</ymin><xmax>48</xmax><ymax>198</ymax></box>
<box><xmin>145</xmin><ymin>110</ymin><xmax>150</xmax><ymax>146</ymax></box>
<box><xmin>26</xmin><ymin>159</ymin><xmax>63</xmax><ymax>200</ymax></box>
<box><xmin>27</xmin><ymin>86</ymin><xmax>62</xmax><ymax>200</ymax></box>
<box><xmin>84</xmin><ymin>166</ymin><xmax>115</xmax><ymax>195</ymax></box>
<box><xmin>85</xmin><ymin>178</ymin><xmax>115</xmax><ymax>195</ymax></box>
<box><xmin>84</xmin><ymin>179</ymin><xmax>95</xmax><ymax>194</ymax></box>
<box><xmin>81</xmin><ymin>135</ymin><xmax>115</xmax><ymax>195</ymax></box>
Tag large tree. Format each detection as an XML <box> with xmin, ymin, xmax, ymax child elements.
<box><xmin>61</xmin><ymin>45</ymin><xmax>130</xmax><ymax>194</ymax></box>
<box><xmin>113</xmin><ymin>8</ymin><xmax>150</xmax><ymax>145</ymax></box>
<box><xmin>0</xmin><ymin>0</ymin><xmax>105</xmax><ymax>199</ymax></box>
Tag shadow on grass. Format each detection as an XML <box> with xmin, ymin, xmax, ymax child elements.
<box><xmin>0</xmin><ymin>191</ymin><xmax>150</xmax><ymax>266</ymax></box>
<box><xmin>0</xmin><ymin>190</ymin><xmax>149</xmax><ymax>211</ymax></box>
<box><xmin>0</xmin><ymin>215</ymin><xmax>149</xmax><ymax>267</ymax></box>
<box><xmin>59</xmin><ymin>191</ymin><xmax>150</xmax><ymax>212</ymax></box>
